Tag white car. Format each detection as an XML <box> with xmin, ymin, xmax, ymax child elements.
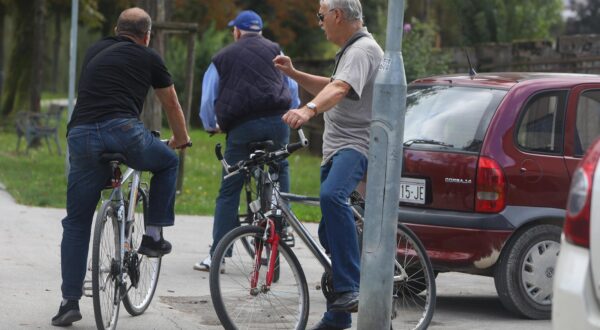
<box><xmin>553</xmin><ymin>138</ymin><xmax>600</xmax><ymax>329</ymax></box>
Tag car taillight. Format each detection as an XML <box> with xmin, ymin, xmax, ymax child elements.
<box><xmin>475</xmin><ymin>156</ymin><xmax>506</xmax><ymax>213</ymax></box>
<box><xmin>564</xmin><ymin>148</ymin><xmax>600</xmax><ymax>248</ymax></box>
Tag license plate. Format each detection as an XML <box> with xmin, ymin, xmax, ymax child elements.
<box><xmin>399</xmin><ymin>177</ymin><xmax>426</xmax><ymax>204</ymax></box>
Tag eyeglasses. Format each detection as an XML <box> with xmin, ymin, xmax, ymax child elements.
<box><xmin>317</xmin><ymin>9</ymin><xmax>335</xmax><ymax>22</ymax></box>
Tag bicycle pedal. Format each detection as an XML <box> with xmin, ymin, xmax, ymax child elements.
<box><xmin>83</xmin><ymin>279</ymin><xmax>93</xmax><ymax>298</ymax></box>
<box><xmin>281</xmin><ymin>233</ymin><xmax>295</xmax><ymax>247</ymax></box>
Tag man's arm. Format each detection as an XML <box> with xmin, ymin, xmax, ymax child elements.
<box><xmin>274</xmin><ymin>55</ymin><xmax>330</xmax><ymax>96</ymax></box>
<box><xmin>199</xmin><ymin>63</ymin><xmax>220</xmax><ymax>132</ymax></box>
<box><xmin>154</xmin><ymin>85</ymin><xmax>190</xmax><ymax>148</ymax></box>
<box><xmin>282</xmin><ymin>79</ymin><xmax>351</xmax><ymax>129</ymax></box>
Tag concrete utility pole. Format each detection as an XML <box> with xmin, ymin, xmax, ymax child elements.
<box><xmin>65</xmin><ymin>0</ymin><xmax>78</xmax><ymax>176</ymax></box>
<box><xmin>357</xmin><ymin>0</ymin><xmax>407</xmax><ymax>329</ymax></box>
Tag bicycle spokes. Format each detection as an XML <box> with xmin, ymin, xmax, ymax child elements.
<box><xmin>250</xmin><ymin>236</ymin><xmax>264</xmax><ymax>292</ymax></box>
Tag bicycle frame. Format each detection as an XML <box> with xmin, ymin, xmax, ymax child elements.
<box><xmin>277</xmin><ymin>191</ymin><xmax>408</xmax><ymax>283</ymax></box>
<box><xmin>277</xmin><ymin>192</ymin><xmax>332</xmax><ymax>274</ymax></box>
<box><xmin>105</xmin><ymin>163</ymin><xmax>142</xmax><ymax>298</ymax></box>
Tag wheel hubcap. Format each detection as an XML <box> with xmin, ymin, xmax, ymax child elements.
<box><xmin>521</xmin><ymin>240</ymin><xmax>560</xmax><ymax>305</ymax></box>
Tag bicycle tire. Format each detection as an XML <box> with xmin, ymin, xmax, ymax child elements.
<box><xmin>210</xmin><ymin>225</ymin><xmax>309</xmax><ymax>330</ymax></box>
<box><xmin>391</xmin><ymin>222</ymin><xmax>436</xmax><ymax>330</ymax></box>
<box><xmin>92</xmin><ymin>201</ymin><xmax>121</xmax><ymax>330</ymax></box>
<box><xmin>123</xmin><ymin>188</ymin><xmax>162</xmax><ymax>316</ymax></box>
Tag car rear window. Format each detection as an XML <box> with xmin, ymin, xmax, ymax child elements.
<box><xmin>404</xmin><ymin>85</ymin><xmax>507</xmax><ymax>152</ymax></box>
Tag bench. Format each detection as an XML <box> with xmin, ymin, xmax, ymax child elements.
<box><xmin>15</xmin><ymin>104</ymin><xmax>66</xmax><ymax>155</ymax></box>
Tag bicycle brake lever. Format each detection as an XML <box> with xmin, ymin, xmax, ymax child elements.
<box><xmin>215</xmin><ymin>143</ymin><xmax>231</xmax><ymax>172</ymax></box>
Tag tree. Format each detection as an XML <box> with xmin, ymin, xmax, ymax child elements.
<box><xmin>2</xmin><ymin>0</ymin><xmax>40</xmax><ymax>117</ymax></box>
<box><xmin>31</xmin><ymin>0</ymin><xmax>46</xmax><ymax>114</ymax></box>
<box><xmin>0</xmin><ymin>1</ymin><xmax>5</xmax><ymax>106</ymax></box>
<box><xmin>404</xmin><ymin>0</ymin><xmax>564</xmax><ymax>47</ymax></box>
<box><xmin>403</xmin><ymin>18</ymin><xmax>450</xmax><ymax>82</ymax></box>
<box><xmin>566</xmin><ymin>0</ymin><xmax>600</xmax><ymax>35</ymax></box>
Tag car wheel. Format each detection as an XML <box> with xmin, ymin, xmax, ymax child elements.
<box><xmin>494</xmin><ymin>224</ymin><xmax>561</xmax><ymax>319</ymax></box>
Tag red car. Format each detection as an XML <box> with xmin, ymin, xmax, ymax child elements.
<box><xmin>400</xmin><ymin>72</ymin><xmax>600</xmax><ymax>319</ymax></box>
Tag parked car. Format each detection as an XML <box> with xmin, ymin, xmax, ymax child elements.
<box><xmin>400</xmin><ymin>72</ymin><xmax>600</xmax><ymax>319</ymax></box>
<box><xmin>553</xmin><ymin>137</ymin><xmax>600</xmax><ymax>329</ymax></box>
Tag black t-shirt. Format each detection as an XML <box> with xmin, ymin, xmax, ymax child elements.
<box><xmin>68</xmin><ymin>36</ymin><xmax>173</xmax><ymax>130</ymax></box>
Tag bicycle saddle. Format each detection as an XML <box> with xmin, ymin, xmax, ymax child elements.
<box><xmin>99</xmin><ymin>153</ymin><xmax>127</xmax><ymax>164</ymax></box>
<box><xmin>247</xmin><ymin>140</ymin><xmax>275</xmax><ymax>152</ymax></box>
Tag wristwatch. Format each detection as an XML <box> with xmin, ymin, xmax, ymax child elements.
<box><xmin>306</xmin><ymin>102</ymin><xmax>318</xmax><ymax>116</ymax></box>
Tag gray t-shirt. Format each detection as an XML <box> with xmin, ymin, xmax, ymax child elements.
<box><xmin>322</xmin><ymin>27</ymin><xmax>384</xmax><ymax>165</ymax></box>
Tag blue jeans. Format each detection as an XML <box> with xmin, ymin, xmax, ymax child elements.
<box><xmin>318</xmin><ymin>148</ymin><xmax>367</xmax><ymax>328</ymax></box>
<box><xmin>210</xmin><ymin>115</ymin><xmax>290</xmax><ymax>255</ymax></box>
<box><xmin>61</xmin><ymin>118</ymin><xmax>179</xmax><ymax>300</ymax></box>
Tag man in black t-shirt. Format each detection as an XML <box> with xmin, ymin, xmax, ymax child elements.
<box><xmin>51</xmin><ymin>7</ymin><xmax>190</xmax><ymax>327</ymax></box>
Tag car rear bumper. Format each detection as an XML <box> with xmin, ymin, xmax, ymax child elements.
<box><xmin>405</xmin><ymin>223</ymin><xmax>511</xmax><ymax>273</ymax></box>
<box><xmin>553</xmin><ymin>236</ymin><xmax>600</xmax><ymax>330</ymax></box>
<box><xmin>398</xmin><ymin>205</ymin><xmax>564</xmax><ymax>273</ymax></box>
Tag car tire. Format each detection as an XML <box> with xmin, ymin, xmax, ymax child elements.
<box><xmin>494</xmin><ymin>224</ymin><xmax>561</xmax><ymax>319</ymax></box>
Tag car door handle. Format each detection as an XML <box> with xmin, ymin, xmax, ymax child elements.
<box><xmin>520</xmin><ymin>167</ymin><xmax>527</xmax><ymax>173</ymax></box>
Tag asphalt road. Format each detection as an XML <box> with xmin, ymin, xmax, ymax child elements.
<box><xmin>0</xmin><ymin>184</ymin><xmax>551</xmax><ymax>329</ymax></box>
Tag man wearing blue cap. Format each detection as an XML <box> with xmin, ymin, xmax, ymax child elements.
<box><xmin>195</xmin><ymin>10</ymin><xmax>300</xmax><ymax>271</ymax></box>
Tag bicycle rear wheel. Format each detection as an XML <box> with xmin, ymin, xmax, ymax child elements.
<box><xmin>391</xmin><ymin>223</ymin><xmax>436</xmax><ymax>330</ymax></box>
<box><xmin>123</xmin><ymin>188</ymin><xmax>162</xmax><ymax>316</ymax></box>
<box><xmin>210</xmin><ymin>225</ymin><xmax>309</xmax><ymax>330</ymax></box>
<box><xmin>92</xmin><ymin>201</ymin><xmax>121</xmax><ymax>330</ymax></box>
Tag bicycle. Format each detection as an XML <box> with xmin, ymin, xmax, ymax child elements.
<box><xmin>209</xmin><ymin>129</ymin><xmax>436</xmax><ymax>330</ymax></box>
<box><xmin>83</xmin><ymin>132</ymin><xmax>191</xmax><ymax>330</ymax></box>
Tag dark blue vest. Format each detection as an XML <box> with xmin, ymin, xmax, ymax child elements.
<box><xmin>212</xmin><ymin>34</ymin><xmax>291</xmax><ymax>132</ymax></box>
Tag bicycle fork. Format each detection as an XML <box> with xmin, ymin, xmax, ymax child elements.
<box><xmin>250</xmin><ymin>218</ymin><xmax>280</xmax><ymax>295</ymax></box>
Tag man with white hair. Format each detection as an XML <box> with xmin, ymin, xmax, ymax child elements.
<box><xmin>274</xmin><ymin>0</ymin><xmax>383</xmax><ymax>329</ymax></box>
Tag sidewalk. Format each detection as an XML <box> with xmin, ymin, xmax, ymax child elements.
<box><xmin>0</xmin><ymin>184</ymin><xmax>552</xmax><ymax>329</ymax></box>
<box><xmin>0</xmin><ymin>183</ymin><xmax>330</xmax><ymax>329</ymax></box>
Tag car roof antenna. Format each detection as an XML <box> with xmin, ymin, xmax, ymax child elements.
<box><xmin>464</xmin><ymin>48</ymin><xmax>477</xmax><ymax>79</ymax></box>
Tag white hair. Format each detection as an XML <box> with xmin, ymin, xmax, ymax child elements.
<box><xmin>239</xmin><ymin>29</ymin><xmax>262</xmax><ymax>36</ymax></box>
<box><xmin>320</xmin><ymin>0</ymin><xmax>363</xmax><ymax>22</ymax></box>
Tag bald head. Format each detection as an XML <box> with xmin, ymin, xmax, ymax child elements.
<box><xmin>116</xmin><ymin>7</ymin><xmax>151</xmax><ymax>39</ymax></box>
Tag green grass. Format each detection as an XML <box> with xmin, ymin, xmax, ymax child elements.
<box><xmin>0</xmin><ymin>120</ymin><xmax>323</xmax><ymax>221</ymax></box>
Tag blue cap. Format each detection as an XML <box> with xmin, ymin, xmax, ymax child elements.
<box><xmin>227</xmin><ymin>10</ymin><xmax>263</xmax><ymax>32</ymax></box>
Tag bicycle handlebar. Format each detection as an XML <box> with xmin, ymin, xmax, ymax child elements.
<box><xmin>215</xmin><ymin>128</ymin><xmax>309</xmax><ymax>178</ymax></box>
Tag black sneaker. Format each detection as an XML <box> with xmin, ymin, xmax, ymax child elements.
<box><xmin>51</xmin><ymin>300</ymin><xmax>82</xmax><ymax>327</ymax></box>
<box><xmin>330</xmin><ymin>291</ymin><xmax>359</xmax><ymax>313</ymax></box>
<box><xmin>137</xmin><ymin>235</ymin><xmax>172</xmax><ymax>257</ymax></box>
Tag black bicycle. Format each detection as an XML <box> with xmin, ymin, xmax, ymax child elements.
<box><xmin>209</xmin><ymin>129</ymin><xmax>436</xmax><ymax>330</ymax></box>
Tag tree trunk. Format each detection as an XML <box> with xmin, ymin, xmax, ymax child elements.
<box><xmin>51</xmin><ymin>10</ymin><xmax>61</xmax><ymax>93</ymax></box>
<box><xmin>138</xmin><ymin>0</ymin><xmax>166</xmax><ymax>131</ymax></box>
<box><xmin>1</xmin><ymin>1</ymin><xmax>34</xmax><ymax>118</ymax></box>
<box><xmin>0</xmin><ymin>2</ymin><xmax>5</xmax><ymax>111</ymax></box>
<box><xmin>30</xmin><ymin>0</ymin><xmax>46</xmax><ymax>114</ymax></box>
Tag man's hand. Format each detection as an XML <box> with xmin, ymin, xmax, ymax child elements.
<box><xmin>282</xmin><ymin>107</ymin><xmax>313</xmax><ymax>129</ymax></box>
<box><xmin>155</xmin><ymin>85</ymin><xmax>190</xmax><ymax>148</ymax></box>
<box><xmin>273</xmin><ymin>55</ymin><xmax>295</xmax><ymax>77</ymax></box>
<box><xmin>168</xmin><ymin>135</ymin><xmax>191</xmax><ymax>149</ymax></box>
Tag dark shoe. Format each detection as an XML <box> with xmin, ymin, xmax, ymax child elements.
<box><xmin>137</xmin><ymin>235</ymin><xmax>172</xmax><ymax>257</ymax></box>
<box><xmin>281</xmin><ymin>230</ymin><xmax>295</xmax><ymax>247</ymax></box>
<box><xmin>330</xmin><ymin>291</ymin><xmax>359</xmax><ymax>312</ymax></box>
<box><xmin>51</xmin><ymin>300</ymin><xmax>82</xmax><ymax>326</ymax></box>
<box><xmin>309</xmin><ymin>319</ymin><xmax>346</xmax><ymax>330</ymax></box>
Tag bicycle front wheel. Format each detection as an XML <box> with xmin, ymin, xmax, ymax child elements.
<box><xmin>391</xmin><ymin>223</ymin><xmax>436</xmax><ymax>330</ymax></box>
<box><xmin>123</xmin><ymin>188</ymin><xmax>162</xmax><ymax>316</ymax></box>
<box><xmin>210</xmin><ymin>225</ymin><xmax>309</xmax><ymax>330</ymax></box>
<box><xmin>92</xmin><ymin>201</ymin><xmax>121</xmax><ymax>330</ymax></box>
